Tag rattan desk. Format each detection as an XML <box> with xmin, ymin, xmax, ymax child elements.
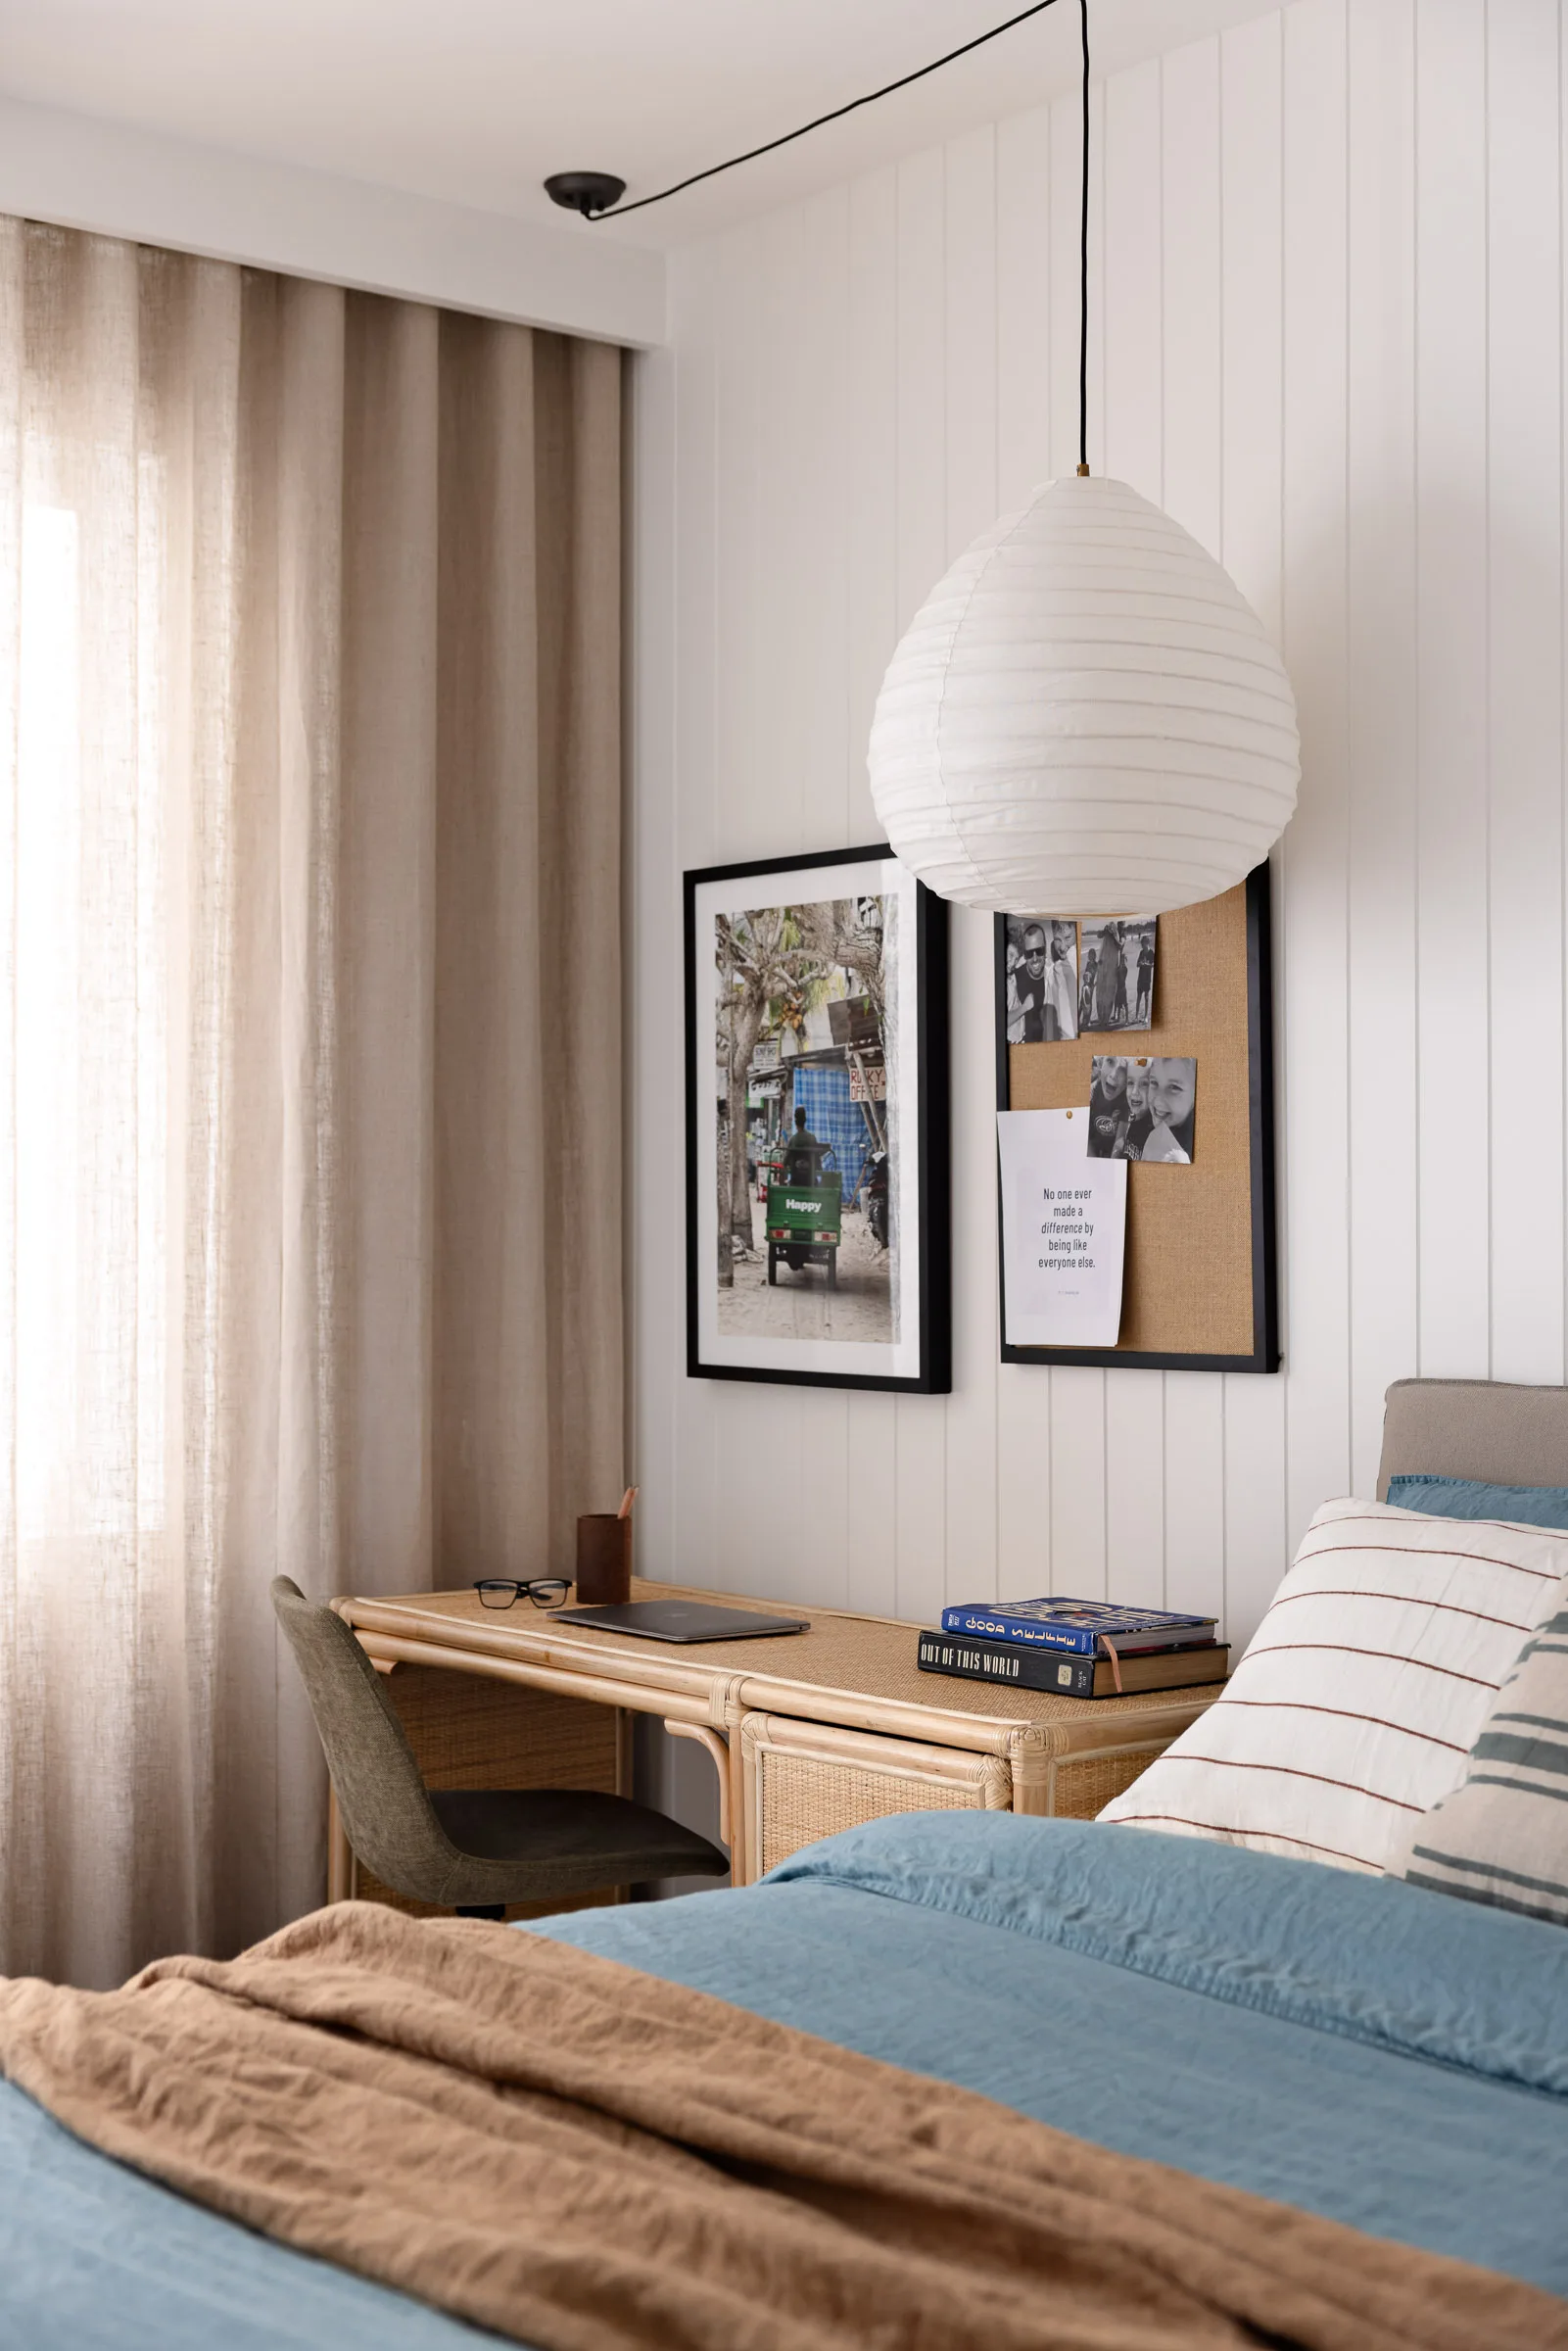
<box><xmin>333</xmin><ymin>1580</ymin><xmax>1222</xmax><ymax>1899</ymax></box>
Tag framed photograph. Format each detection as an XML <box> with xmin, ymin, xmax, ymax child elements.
<box><xmin>994</xmin><ymin>865</ymin><xmax>1277</xmax><ymax>1373</ymax></box>
<box><xmin>686</xmin><ymin>844</ymin><xmax>950</xmax><ymax>1393</ymax></box>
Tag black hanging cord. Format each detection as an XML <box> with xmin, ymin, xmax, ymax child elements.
<box><xmin>586</xmin><ymin>0</ymin><xmax>1064</xmax><ymax>222</ymax></box>
<box><xmin>1077</xmin><ymin>0</ymin><xmax>1090</xmax><ymax>473</ymax></box>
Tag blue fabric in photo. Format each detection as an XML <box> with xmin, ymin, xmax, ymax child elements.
<box><xmin>1386</xmin><ymin>1471</ymin><xmax>1568</xmax><ymax>1531</ymax></box>
<box><xmin>789</xmin><ymin>1061</ymin><xmax>875</xmax><ymax>1202</ymax></box>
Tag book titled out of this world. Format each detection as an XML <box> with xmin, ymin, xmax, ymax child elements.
<box><xmin>916</xmin><ymin>1628</ymin><xmax>1227</xmax><ymax>1699</ymax></box>
<box><xmin>937</xmin><ymin>1598</ymin><xmax>1217</xmax><ymax>1656</ymax></box>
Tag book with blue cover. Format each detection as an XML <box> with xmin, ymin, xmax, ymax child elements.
<box><xmin>916</xmin><ymin>1628</ymin><xmax>1228</xmax><ymax>1698</ymax></box>
<box><xmin>937</xmin><ymin>1598</ymin><xmax>1216</xmax><ymax>1656</ymax></box>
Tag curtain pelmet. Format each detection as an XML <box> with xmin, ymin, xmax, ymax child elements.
<box><xmin>0</xmin><ymin>218</ymin><xmax>623</xmax><ymax>1985</ymax></box>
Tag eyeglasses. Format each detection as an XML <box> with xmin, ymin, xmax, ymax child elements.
<box><xmin>472</xmin><ymin>1578</ymin><xmax>571</xmax><ymax>1610</ymax></box>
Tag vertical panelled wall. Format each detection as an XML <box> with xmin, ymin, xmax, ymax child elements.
<box><xmin>629</xmin><ymin>0</ymin><xmax>1567</xmax><ymax>1655</ymax></box>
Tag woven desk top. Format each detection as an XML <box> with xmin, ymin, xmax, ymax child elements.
<box><xmin>341</xmin><ymin>1578</ymin><xmax>1224</xmax><ymax>1758</ymax></box>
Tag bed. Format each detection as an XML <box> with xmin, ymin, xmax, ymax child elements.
<box><xmin>2</xmin><ymin>1377</ymin><xmax>1566</xmax><ymax>2347</ymax></box>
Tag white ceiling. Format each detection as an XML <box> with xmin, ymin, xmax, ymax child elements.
<box><xmin>0</xmin><ymin>0</ymin><xmax>1287</xmax><ymax>251</ymax></box>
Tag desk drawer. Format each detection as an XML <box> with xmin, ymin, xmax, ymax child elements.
<box><xmin>1039</xmin><ymin>1739</ymin><xmax>1176</xmax><ymax>1820</ymax></box>
<box><xmin>741</xmin><ymin>1712</ymin><xmax>1010</xmax><ymax>1879</ymax></box>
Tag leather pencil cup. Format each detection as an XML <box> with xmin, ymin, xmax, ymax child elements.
<box><xmin>575</xmin><ymin>1512</ymin><xmax>632</xmax><ymax>1607</ymax></box>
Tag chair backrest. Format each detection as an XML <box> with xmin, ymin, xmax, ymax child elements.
<box><xmin>1377</xmin><ymin>1379</ymin><xmax>1568</xmax><ymax>1500</ymax></box>
<box><xmin>270</xmin><ymin>1577</ymin><xmax>459</xmax><ymax>1904</ymax></box>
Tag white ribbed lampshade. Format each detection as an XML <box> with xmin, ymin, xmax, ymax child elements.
<box><xmin>867</xmin><ymin>474</ymin><xmax>1300</xmax><ymax>916</ymax></box>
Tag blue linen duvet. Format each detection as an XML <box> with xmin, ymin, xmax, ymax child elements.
<box><xmin>2</xmin><ymin>1815</ymin><xmax>1565</xmax><ymax>2347</ymax></box>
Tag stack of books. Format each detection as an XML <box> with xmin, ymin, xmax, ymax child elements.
<box><xmin>917</xmin><ymin>1597</ymin><xmax>1227</xmax><ymax>1700</ymax></box>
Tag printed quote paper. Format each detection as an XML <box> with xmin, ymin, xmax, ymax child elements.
<box><xmin>997</xmin><ymin>1108</ymin><xmax>1127</xmax><ymax>1348</ymax></box>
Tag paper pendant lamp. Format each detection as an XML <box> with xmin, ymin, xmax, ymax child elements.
<box><xmin>867</xmin><ymin>474</ymin><xmax>1300</xmax><ymax>916</ymax></box>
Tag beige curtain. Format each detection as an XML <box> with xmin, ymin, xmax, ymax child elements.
<box><xmin>0</xmin><ymin>217</ymin><xmax>624</xmax><ymax>1988</ymax></box>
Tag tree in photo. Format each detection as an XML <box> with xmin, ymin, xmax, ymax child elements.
<box><xmin>715</xmin><ymin>909</ymin><xmax>797</xmax><ymax>1279</ymax></box>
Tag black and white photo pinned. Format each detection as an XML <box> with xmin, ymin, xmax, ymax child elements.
<box><xmin>1087</xmin><ymin>1055</ymin><xmax>1198</xmax><ymax>1163</ymax></box>
<box><xmin>1003</xmin><ymin>917</ymin><xmax>1078</xmax><ymax>1042</ymax></box>
<box><xmin>1078</xmin><ymin>916</ymin><xmax>1157</xmax><ymax>1032</ymax></box>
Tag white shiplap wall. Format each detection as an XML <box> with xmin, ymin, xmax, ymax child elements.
<box><xmin>628</xmin><ymin>0</ymin><xmax>1567</xmax><ymax>1659</ymax></box>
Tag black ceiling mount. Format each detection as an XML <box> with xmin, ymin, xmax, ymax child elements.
<box><xmin>552</xmin><ymin>0</ymin><xmax>1060</xmax><ymax>224</ymax></box>
<box><xmin>544</xmin><ymin>172</ymin><xmax>627</xmax><ymax>218</ymax></box>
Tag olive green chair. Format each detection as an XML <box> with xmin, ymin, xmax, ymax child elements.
<box><xmin>272</xmin><ymin>1577</ymin><xmax>729</xmax><ymax>1918</ymax></box>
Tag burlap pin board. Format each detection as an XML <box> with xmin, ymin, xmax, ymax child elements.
<box><xmin>996</xmin><ymin>868</ymin><xmax>1278</xmax><ymax>1371</ymax></box>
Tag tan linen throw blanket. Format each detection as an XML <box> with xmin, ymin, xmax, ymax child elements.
<box><xmin>0</xmin><ymin>1902</ymin><xmax>1560</xmax><ymax>2351</ymax></box>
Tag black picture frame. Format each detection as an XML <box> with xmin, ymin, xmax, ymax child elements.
<box><xmin>685</xmin><ymin>843</ymin><xmax>950</xmax><ymax>1394</ymax></box>
<box><xmin>994</xmin><ymin>863</ymin><xmax>1278</xmax><ymax>1373</ymax></box>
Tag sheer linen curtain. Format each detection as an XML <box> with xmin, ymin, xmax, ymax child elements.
<box><xmin>0</xmin><ymin>217</ymin><xmax>623</xmax><ymax>1988</ymax></box>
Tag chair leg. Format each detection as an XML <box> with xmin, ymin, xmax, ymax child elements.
<box><xmin>454</xmin><ymin>1902</ymin><xmax>506</xmax><ymax>1921</ymax></box>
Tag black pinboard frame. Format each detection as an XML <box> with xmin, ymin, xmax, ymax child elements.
<box><xmin>995</xmin><ymin>864</ymin><xmax>1277</xmax><ymax>1373</ymax></box>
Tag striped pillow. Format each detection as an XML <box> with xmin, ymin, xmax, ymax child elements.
<box><xmin>1386</xmin><ymin>1590</ymin><xmax>1568</xmax><ymax>1924</ymax></box>
<box><xmin>1097</xmin><ymin>1497</ymin><xmax>1568</xmax><ymax>1873</ymax></box>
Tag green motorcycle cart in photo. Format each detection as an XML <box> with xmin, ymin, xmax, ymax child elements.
<box><xmin>765</xmin><ymin>1171</ymin><xmax>842</xmax><ymax>1288</ymax></box>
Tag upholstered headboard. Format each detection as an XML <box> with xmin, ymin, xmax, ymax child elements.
<box><xmin>1376</xmin><ymin>1378</ymin><xmax>1568</xmax><ymax>1500</ymax></box>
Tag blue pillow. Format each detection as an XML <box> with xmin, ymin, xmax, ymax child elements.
<box><xmin>1386</xmin><ymin>1472</ymin><xmax>1568</xmax><ymax>1531</ymax></box>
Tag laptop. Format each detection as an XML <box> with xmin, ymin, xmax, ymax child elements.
<box><xmin>551</xmin><ymin>1600</ymin><xmax>809</xmax><ymax>1645</ymax></box>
